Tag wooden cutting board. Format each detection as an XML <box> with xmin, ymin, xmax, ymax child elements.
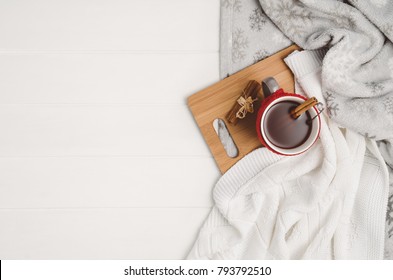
<box><xmin>188</xmin><ymin>45</ymin><xmax>299</xmax><ymax>174</ymax></box>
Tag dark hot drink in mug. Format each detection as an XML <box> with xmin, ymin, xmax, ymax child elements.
<box><xmin>263</xmin><ymin>100</ymin><xmax>312</xmax><ymax>149</ymax></box>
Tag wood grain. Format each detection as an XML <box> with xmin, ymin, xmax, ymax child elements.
<box><xmin>0</xmin><ymin>207</ymin><xmax>211</xmax><ymax>259</ymax></box>
<box><xmin>0</xmin><ymin>0</ymin><xmax>219</xmax><ymax>51</ymax></box>
<box><xmin>0</xmin><ymin>0</ymin><xmax>220</xmax><ymax>259</ymax></box>
<box><xmin>0</xmin><ymin>53</ymin><xmax>219</xmax><ymax>104</ymax></box>
<box><xmin>0</xmin><ymin>157</ymin><xmax>218</xmax><ymax>208</ymax></box>
<box><xmin>0</xmin><ymin>105</ymin><xmax>211</xmax><ymax>157</ymax></box>
<box><xmin>188</xmin><ymin>45</ymin><xmax>300</xmax><ymax>173</ymax></box>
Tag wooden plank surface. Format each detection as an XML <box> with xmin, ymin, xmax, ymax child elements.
<box><xmin>0</xmin><ymin>0</ymin><xmax>220</xmax><ymax>259</ymax></box>
<box><xmin>0</xmin><ymin>0</ymin><xmax>219</xmax><ymax>51</ymax></box>
<box><xmin>0</xmin><ymin>157</ymin><xmax>218</xmax><ymax>208</ymax></box>
<box><xmin>0</xmin><ymin>208</ymin><xmax>211</xmax><ymax>259</ymax></box>
<box><xmin>188</xmin><ymin>45</ymin><xmax>299</xmax><ymax>173</ymax></box>
<box><xmin>0</xmin><ymin>105</ymin><xmax>211</xmax><ymax>157</ymax></box>
<box><xmin>0</xmin><ymin>53</ymin><xmax>219</xmax><ymax>104</ymax></box>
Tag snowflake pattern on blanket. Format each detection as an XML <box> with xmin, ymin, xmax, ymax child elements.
<box><xmin>384</xmin><ymin>97</ymin><xmax>393</xmax><ymax>115</ymax></box>
<box><xmin>249</xmin><ymin>7</ymin><xmax>267</xmax><ymax>32</ymax></box>
<box><xmin>232</xmin><ymin>28</ymin><xmax>249</xmax><ymax>63</ymax></box>
<box><xmin>387</xmin><ymin>194</ymin><xmax>393</xmax><ymax>238</ymax></box>
<box><xmin>253</xmin><ymin>49</ymin><xmax>269</xmax><ymax>63</ymax></box>
<box><xmin>262</xmin><ymin>0</ymin><xmax>312</xmax><ymax>39</ymax></box>
<box><xmin>221</xmin><ymin>0</ymin><xmax>393</xmax><ymax>259</ymax></box>
<box><xmin>325</xmin><ymin>92</ymin><xmax>340</xmax><ymax>117</ymax></box>
<box><xmin>222</xmin><ymin>0</ymin><xmax>242</xmax><ymax>13</ymax></box>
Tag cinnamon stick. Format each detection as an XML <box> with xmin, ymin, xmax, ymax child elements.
<box><xmin>291</xmin><ymin>97</ymin><xmax>318</xmax><ymax>119</ymax></box>
<box><xmin>226</xmin><ymin>80</ymin><xmax>261</xmax><ymax>125</ymax></box>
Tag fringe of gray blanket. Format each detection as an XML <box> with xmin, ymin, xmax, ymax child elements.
<box><xmin>220</xmin><ymin>0</ymin><xmax>393</xmax><ymax>259</ymax></box>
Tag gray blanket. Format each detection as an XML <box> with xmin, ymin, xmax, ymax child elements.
<box><xmin>220</xmin><ymin>0</ymin><xmax>393</xmax><ymax>259</ymax></box>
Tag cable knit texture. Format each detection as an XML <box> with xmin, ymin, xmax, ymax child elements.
<box><xmin>188</xmin><ymin>50</ymin><xmax>389</xmax><ymax>260</ymax></box>
<box><xmin>215</xmin><ymin>0</ymin><xmax>393</xmax><ymax>259</ymax></box>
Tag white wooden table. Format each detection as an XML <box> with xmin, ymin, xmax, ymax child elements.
<box><xmin>0</xmin><ymin>0</ymin><xmax>221</xmax><ymax>259</ymax></box>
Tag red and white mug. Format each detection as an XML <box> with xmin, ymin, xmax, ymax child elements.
<box><xmin>256</xmin><ymin>77</ymin><xmax>322</xmax><ymax>156</ymax></box>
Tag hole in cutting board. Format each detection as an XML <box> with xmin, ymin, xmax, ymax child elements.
<box><xmin>212</xmin><ymin>118</ymin><xmax>239</xmax><ymax>158</ymax></box>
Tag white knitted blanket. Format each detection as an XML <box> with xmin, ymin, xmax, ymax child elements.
<box><xmin>219</xmin><ymin>2</ymin><xmax>393</xmax><ymax>255</ymax></box>
<box><xmin>188</xmin><ymin>51</ymin><xmax>390</xmax><ymax>259</ymax></box>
